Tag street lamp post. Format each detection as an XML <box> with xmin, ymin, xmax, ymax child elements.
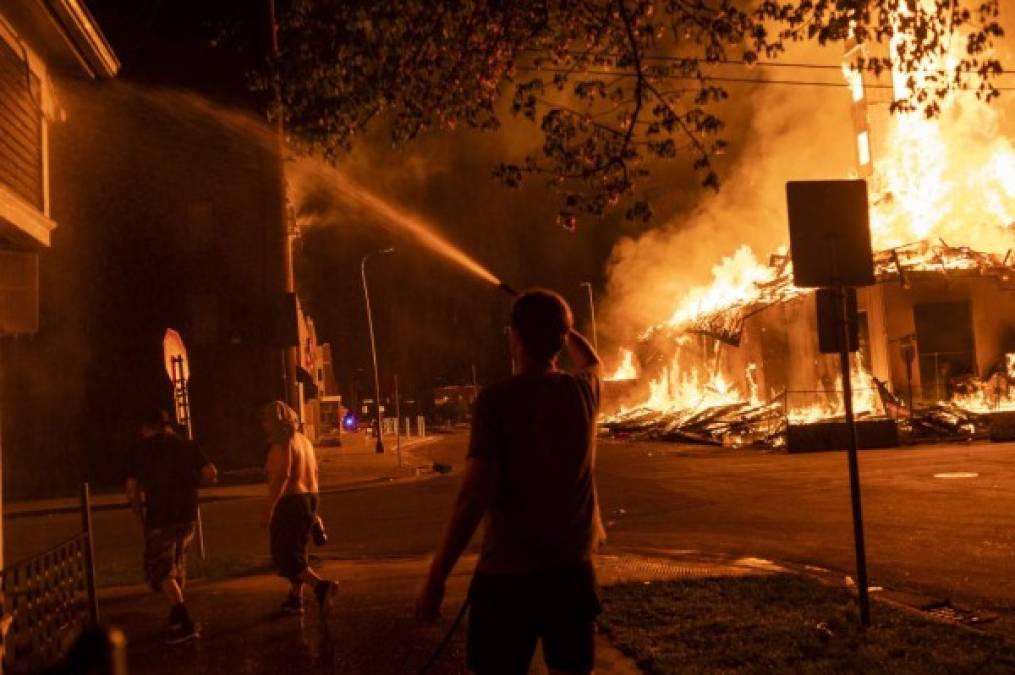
<box><xmin>267</xmin><ymin>0</ymin><xmax>301</xmax><ymax>411</ymax></box>
<box><xmin>362</xmin><ymin>248</ymin><xmax>393</xmax><ymax>454</ymax></box>
<box><xmin>579</xmin><ymin>282</ymin><xmax>599</xmax><ymax>352</ymax></box>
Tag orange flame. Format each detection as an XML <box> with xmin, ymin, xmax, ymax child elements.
<box><xmin>607</xmin><ymin>348</ymin><xmax>639</xmax><ymax>381</ymax></box>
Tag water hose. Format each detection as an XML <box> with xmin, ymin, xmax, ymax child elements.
<box><xmin>417</xmin><ymin>600</ymin><xmax>470</xmax><ymax>675</ymax></box>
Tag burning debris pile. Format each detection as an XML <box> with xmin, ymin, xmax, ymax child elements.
<box><xmin>602</xmin><ymin>400</ymin><xmax>786</xmax><ymax>447</ymax></box>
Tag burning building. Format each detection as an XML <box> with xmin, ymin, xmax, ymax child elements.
<box><xmin>606</xmin><ymin>243</ymin><xmax>1015</xmax><ymax>448</ymax></box>
<box><xmin>603</xmin><ymin>33</ymin><xmax>1014</xmax><ymax>449</ymax></box>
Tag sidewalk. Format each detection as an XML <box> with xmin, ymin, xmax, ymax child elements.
<box><xmin>5</xmin><ymin>433</ymin><xmax>441</xmax><ymax>518</ymax></box>
<box><xmin>100</xmin><ymin>552</ymin><xmax>761</xmax><ymax>675</ymax></box>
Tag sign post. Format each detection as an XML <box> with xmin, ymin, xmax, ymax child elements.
<box><xmin>162</xmin><ymin>329</ymin><xmax>206</xmax><ymax>560</ymax></box>
<box><xmin>787</xmin><ymin>180</ymin><xmax>874</xmax><ymax>627</ymax></box>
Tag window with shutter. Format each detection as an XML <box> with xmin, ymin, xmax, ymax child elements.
<box><xmin>0</xmin><ymin>36</ymin><xmax>44</xmax><ymax>211</ymax></box>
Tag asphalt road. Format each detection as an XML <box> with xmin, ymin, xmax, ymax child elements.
<box><xmin>593</xmin><ymin>439</ymin><xmax>1015</xmax><ymax>617</ymax></box>
<box><xmin>6</xmin><ymin>433</ymin><xmax>1014</xmax><ymax>619</ymax></box>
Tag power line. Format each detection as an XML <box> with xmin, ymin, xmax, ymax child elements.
<box><xmin>647</xmin><ymin>54</ymin><xmax>1015</xmax><ymax>76</ymax></box>
<box><xmin>526</xmin><ymin>48</ymin><xmax>1015</xmax><ymax>76</ymax></box>
<box><xmin>515</xmin><ymin>65</ymin><xmax>1015</xmax><ymax>91</ymax></box>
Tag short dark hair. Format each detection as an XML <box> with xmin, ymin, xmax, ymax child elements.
<box><xmin>510</xmin><ymin>289</ymin><xmax>573</xmax><ymax>362</ymax></box>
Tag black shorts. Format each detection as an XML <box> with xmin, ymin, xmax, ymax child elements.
<box><xmin>467</xmin><ymin>562</ymin><xmax>601</xmax><ymax>675</ymax></box>
<box><xmin>269</xmin><ymin>493</ymin><xmax>319</xmax><ymax>582</ymax></box>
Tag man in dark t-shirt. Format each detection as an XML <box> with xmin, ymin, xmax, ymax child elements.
<box><xmin>417</xmin><ymin>289</ymin><xmax>605</xmax><ymax>675</ymax></box>
<box><xmin>126</xmin><ymin>409</ymin><xmax>216</xmax><ymax>644</ymax></box>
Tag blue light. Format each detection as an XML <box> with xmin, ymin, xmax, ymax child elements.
<box><xmin>342</xmin><ymin>414</ymin><xmax>358</xmax><ymax>431</ymax></box>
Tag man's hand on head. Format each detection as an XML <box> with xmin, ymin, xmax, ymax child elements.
<box><xmin>565</xmin><ymin>330</ymin><xmax>604</xmax><ymax>378</ymax></box>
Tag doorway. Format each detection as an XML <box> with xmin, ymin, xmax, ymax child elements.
<box><xmin>913</xmin><ymin>301</ymin><xmax>975</xmax><ymax>402</ymax></box>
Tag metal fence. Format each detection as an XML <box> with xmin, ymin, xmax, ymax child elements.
<box><xmin>1</xmin><ymin>484</ymin><xmax>99</xmax><ymax>673</ymax></box>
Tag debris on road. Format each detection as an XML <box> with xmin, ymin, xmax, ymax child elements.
<box><xmin>920</xmin><ymin>600</ymin><xmax>999</xmax><ymax>626</ymax></box>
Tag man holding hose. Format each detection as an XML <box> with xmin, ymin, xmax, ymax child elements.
<box><xmin>417</xmin><ymin>288</ymin><xmax>606</xmax><ymax>675</ymax></box>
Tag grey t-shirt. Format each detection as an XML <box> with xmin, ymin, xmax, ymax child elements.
<box><xmin>468</xmin><ymin>370</ymin><xmax>601</xmax><ymax>575</ymax></box>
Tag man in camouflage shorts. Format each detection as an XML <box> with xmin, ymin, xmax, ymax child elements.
<box><xmin>143</xmin><ymin>523</ymin><xmax>195</xmax><ymax>593</ymax></box>
<box><xmin>127</xmin><ymin>409</ymin><xmax>216</xmax><ymax>644</ymax></box>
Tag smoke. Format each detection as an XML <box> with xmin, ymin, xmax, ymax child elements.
<box><xmin>600</xmin><ymin>81</ymin><xmax>855</xmax><ymax>344</ymax></box>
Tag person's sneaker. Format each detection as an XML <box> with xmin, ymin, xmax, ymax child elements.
<box><xmin>314</xmin><ymin>580</ymin><xmax>338</xmax><ymax>614</ymax></box>
<box><xmin>168</xmin><ymin>604</ymin><xmax>190</xmax><ymax>631</ymax></box>
<box><xmin>281</xmin><ymin>594</ymin><xmax>305</xmax><ymax>615</ymax></box>
<box><xmin>165</xmin><ymin>622</ymin><xmax>200</xmax><ymax>645</ymax></box>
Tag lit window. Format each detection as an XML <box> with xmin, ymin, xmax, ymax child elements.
<box><xmin>856</xmin><ymin>131</ymin><xmax>871</xmax><ymax>168</ymax></box>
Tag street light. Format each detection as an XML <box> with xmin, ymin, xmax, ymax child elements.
<box><xmin>362</xmin><ymin>247</ymin><xmax>394</xmax><ymax>454</ymax></box>
<box><xmin>579</xmin><ymin>282</ymin><xmax>599</xmax><ymax>352</ymax></box>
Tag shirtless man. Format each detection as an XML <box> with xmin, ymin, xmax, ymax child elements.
<box><xmin>261</xmin><ymin>401</ymin><xmax>337</xmax><ymax>615</ymax></box>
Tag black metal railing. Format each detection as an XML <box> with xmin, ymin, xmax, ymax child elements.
<box><xmin>1</xmin><ymin>484</ymin><xmax>99</xmax><ymax>673</ymax></box>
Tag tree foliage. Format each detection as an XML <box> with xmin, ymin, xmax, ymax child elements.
<box><xmin>259</xmin><ymin>0</ymin><xmax>1005</xmax><ymax>229</ymax></box>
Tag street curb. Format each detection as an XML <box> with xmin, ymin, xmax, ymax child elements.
<box><xmin>6</xmin><ymin>463</ymin><xmax>450</xmax><ymax>520</ymax></box>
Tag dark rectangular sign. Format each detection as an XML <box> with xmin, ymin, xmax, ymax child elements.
<box><xmin>787</xmin><ymin>180</ymin><xmax>875</xmax><ymax>288</ymax></box>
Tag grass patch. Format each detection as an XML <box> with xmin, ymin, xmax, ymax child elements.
<box><xmin>599</xmin><ymin>574</ymin><xmax>1015</xmax><ymax>674</ymax></box>
<box><xmin>95</xmin><ymin>554</ymin><xmax>272</xmax><ymax>588</ymax></box>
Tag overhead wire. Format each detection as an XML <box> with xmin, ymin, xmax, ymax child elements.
<box><xmin>523</xmin><ymin>48</ymin><xmax>1015</xmax><ymax>76</ymax></box>
<box><xmin>515</xmin><ymin>65</ymin><xmax>1015</xmax><ymax>91</ymax></box>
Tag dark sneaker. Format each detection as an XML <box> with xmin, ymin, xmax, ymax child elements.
<box><xmin>314</xmin><ymin>580</ymin><xmax>338</xmax><ymax>614</ymax></box>
<box><xmin>281</xmin><ymin>594</ymin><xmax>305</xmax><ymax>615</ymax></box>
<box><xmin>168</xmin><ymin>604</ymin><xmax>191</xmax><ymax>631</ymax></box>
<box><xmin>166</xmin><ymin>622</ymin><xmax>200</xmax><ymax>645</ymax></box>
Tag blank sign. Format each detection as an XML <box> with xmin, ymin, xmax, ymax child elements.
<box><xmin>787</xmin><ymin>180</ymin><xmax>875</xmax><ymax>288</ymax></box>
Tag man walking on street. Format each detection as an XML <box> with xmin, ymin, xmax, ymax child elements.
<box><xmin>260</xmin><ymin>401</ymin><xmax>338</xmax><ymax>616</ymax></box>
<box><xmin>126</xmin><ymin>409</ymin><xmax>217</xmax><ymax>644</ymax></box>
<box><xmin>417</xmin><ymin>288</ymin><xmax>606</xmax><ymax>675</ymax></box>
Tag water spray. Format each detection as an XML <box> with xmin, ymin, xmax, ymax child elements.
<box><xmin>135</xmin><ymin>87</ymin><xmax>513</xmax><ymax>297</ymax></box>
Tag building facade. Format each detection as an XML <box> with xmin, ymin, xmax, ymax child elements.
<box><xmin>1</xmin><ymin>0</ymin><xmax>117</xmax><ymax>328</ymax></box>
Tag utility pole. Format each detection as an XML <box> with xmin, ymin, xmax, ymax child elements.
<box><xmin>267</xmin><ymin>0</ymin><xmax>300</xmax><ymax>410</ymax></box>
<box><xmin>362</xmin><ymin>248</ymin><xmax>393</xmax><ymax>454</ymax></box>
<box><xmin>579</xmin><ymin>282</ymin><xmax>599</xmax><ymax>352</ymax></box>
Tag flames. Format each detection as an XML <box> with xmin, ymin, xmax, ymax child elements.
<box><xmin>872</xmin><ymin>3</ymin><xmax>1014</xmax><ymax>252</ymax></box>
<box><xmin>785</xmin><ymin>353</ymin><xmax>881</xmax><ymax>424</ymax></box>
<box><xmin>948</xmin><ymin>353</ymin><xmax>1015</xmax><ymax>413</ymax></box>
<box><xmin>624</xmin><ymin>342</ymin><xmax>880</xmax><ymax>423</ymax></box>
<box><xmin>607</xmin><ymin>348</ymin><xmax>638</xmax><ymax>381</ymax></box>
<box><xmin>869</xmin><ymin>93</ymin><xmax>1015</xmax><ymax>253</ymax></box>
<box><xmin>604</xmin><ymin>16</ymin><xmax>1014</xmax><ymax>428</ymax></box>
<box><xmin>640</xmin><ymin>345</ymin><xmax>759</xmax><ymax>413</ymax></box>
<box><xmin>661</xmin><ymin>246</ymin><xmax>778</xmax><ymax>332</ymax></box>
